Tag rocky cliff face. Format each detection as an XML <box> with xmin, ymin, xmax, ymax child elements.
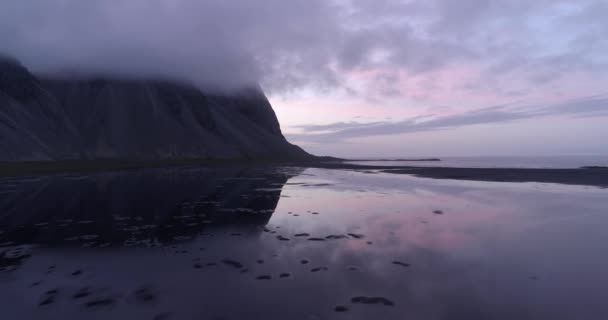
<box><xmin>0</xmin><ymin>57</ymin><xmax>311</xmax><ymax>161</ymax></box>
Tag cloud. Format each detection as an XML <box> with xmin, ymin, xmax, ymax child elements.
<box><xmin>1</xmin><ymin>0</ymin><xmax>606</xmax><ymax>95</ymax></box>
<box><xmin>288</xmin><ymin>94</ymin><xmax>608</xmax><ymax>143</ymax></box>
<box><xmin>0</xmin><ymin>0</ymin><xmax>340</xmax><ymax>91</ymax></box>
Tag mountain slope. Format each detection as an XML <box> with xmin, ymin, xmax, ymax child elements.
<box><xmin>0</xmin><ymin>57</ymin><xmax>311</xmax><ymax>161</ymax></box>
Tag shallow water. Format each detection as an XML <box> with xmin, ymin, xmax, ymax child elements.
<box><xmin>1</xmin><ymin>167</ymin><xmax>607</xmax><ymax>319</ymax></box>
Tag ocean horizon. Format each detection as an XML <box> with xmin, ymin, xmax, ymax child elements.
<box><xmin>346</xmin><ymin>155</ymin><xmax>608</xmax><ymax>169</ymax></box>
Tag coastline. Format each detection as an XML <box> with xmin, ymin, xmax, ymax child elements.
<box><xmin>383</xmin><ymin>166</ymin><xmax>608</xmax><ymax>188</ymax></box>
<box><xmin>297</xmin><ymin>162</ymin><xmax>608</xmax><ymax>187</ymax></box>
<box><xmin>0</xmin><ymin>159</ymin><xmax>289</xmax><ymax>177</ymax></box>
<box><xmin>0</xmin><ymin>159</ymin><xmax>606</xmax><ymax>188</ymax></box>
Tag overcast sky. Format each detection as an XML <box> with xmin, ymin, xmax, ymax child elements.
<box><xmin>1</xmin><ymin>0</ymin><xmax>607</xmax><ymax>157</ymax></box>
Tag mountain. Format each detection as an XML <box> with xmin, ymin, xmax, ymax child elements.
<box><xmin>0</xmin><ymin>57</ymin><xmax>311</xmax><ymax>161</ymax></box>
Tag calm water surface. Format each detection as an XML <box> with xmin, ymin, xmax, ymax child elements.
<box><xmin>1</xmin><ymin>166</ymin><xmax>607</xmax><ymax>319</ymax></box>
<box><xmin>347</xmin><ymin>155</ymin><xmax>608</xmax><ymax>168</ymax></box>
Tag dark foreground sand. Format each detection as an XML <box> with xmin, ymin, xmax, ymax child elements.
<box><xmin>0</xmin><ymin>160</ymin><xmax>606</xmax><ymax>187</ymax></box>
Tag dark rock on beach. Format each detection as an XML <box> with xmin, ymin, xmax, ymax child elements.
<box><xmin>73</xmin><ymin>288</ymin><xmax>91</xmax><ymax>299</ymax></box>
<box><xmin>84</xmin><ymin>298</ymin><xmax>116</xmax><ymax>308</ymax></box>
<box><xmin>351</xmin><ymin>296</ymin><xmax>395</xmax><ymax>306</ymax></box>
<box><xmin>326</xmin><ymin>235</ymin><xmax>348</xmax><ymax>240</ymax></box>
<box><xmin>39</xmin><ymin>290</ymin><xmax>58</xmax><ymax>306</ymax></box>
<box><xmin>308</xmin><ymin>238</ymin><xmax>325</xmax><ymax>241</ymax></box>
<box><xmin>392</xmin><ymin>261</ymin><xmax>410</xmax><ymax>268</ymax></box>
<box><xmin>334</xmin><ymin>305</ymin><xmax>349</xmax><ymax>312</ymax></box>
<box><xmin>222</xmin><ymin>259</ymin><xmax>244</xmax><ymax>269</ymax></box>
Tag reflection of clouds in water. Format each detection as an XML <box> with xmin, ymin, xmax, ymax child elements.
<box><xmin>277</xmin><ymin>170</ymin><xmax>505</xmax><ymax>254</ymax></box>
<box><xmin>271</xmin><ymin>169</ymin><xmax>608</xmax><ymax>319</ymax></box>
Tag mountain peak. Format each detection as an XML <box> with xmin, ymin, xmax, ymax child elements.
<box><xmin>0</xmin><ymin>55</ymin><xmax>41</xmax><ymax>101</ymax></box>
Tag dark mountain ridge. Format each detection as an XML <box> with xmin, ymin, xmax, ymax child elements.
<box><xmin>0</xmin><ymin>57</ymin><xmax>311</xmax><ymax>161</ymax></box>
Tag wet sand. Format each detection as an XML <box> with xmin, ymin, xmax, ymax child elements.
<box><xmin>384</xmin><ymin>166</ymin><xmax>608</xmax><ymax>187</ymax></box>
<box><xmin>1</xmin><ymin>159</ymin><xmax>607</xmax><ymax>187</ymax></box>
<box><xmin>298</xmin><ymin>162</ymin><xmax>608</xmax><ymax>187</ymax></box>
<box><xmin>1</xmin><ymin>167</ymin><xmax>608</xmax><ymax>319</ymax></box>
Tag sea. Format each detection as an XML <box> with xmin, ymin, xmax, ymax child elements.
<box><xmin>346</xmin><ymin>155</ymin><xmax>608</xmax><ymax>168</ymax></box>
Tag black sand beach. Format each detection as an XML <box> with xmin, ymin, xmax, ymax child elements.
<box><xmin>1</xmin><ymin>160</ymin><xmax>607</xmax><ymax>187</ymax></box>
<box><xmin>1</xmin><ymin>166</ymin><xmax>607</xmax><ymax>320</ymax></box>
<box><xmin>385</xmin><ymin>166</ymin><xmax>608</xmax><ymax>187</ymax></box>
<box><xmin>304</xmin><ymin>162</ymin><xmax>608</xmax><ymax>187</ymax></box>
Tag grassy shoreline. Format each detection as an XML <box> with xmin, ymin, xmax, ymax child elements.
<box><xmin>0</xmin><ymin>159</ymin><xmax>606</xmax><ymax>188</ymax></box>
<box><xmin>0</xmin><ymin>159</ymin><xmax>280</xmax><ymax>177</ymax></box>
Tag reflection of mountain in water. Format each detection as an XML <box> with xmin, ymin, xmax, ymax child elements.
<box><xmin>0</xmin><ymin>166</ymin><xmax>301</xmax><ymax>247</ymax></box>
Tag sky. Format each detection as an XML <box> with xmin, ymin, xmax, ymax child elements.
<box><xmin>1</xmin><ymin>0</ymin><xmax>607</xmax><ymax>157</ymax></box>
